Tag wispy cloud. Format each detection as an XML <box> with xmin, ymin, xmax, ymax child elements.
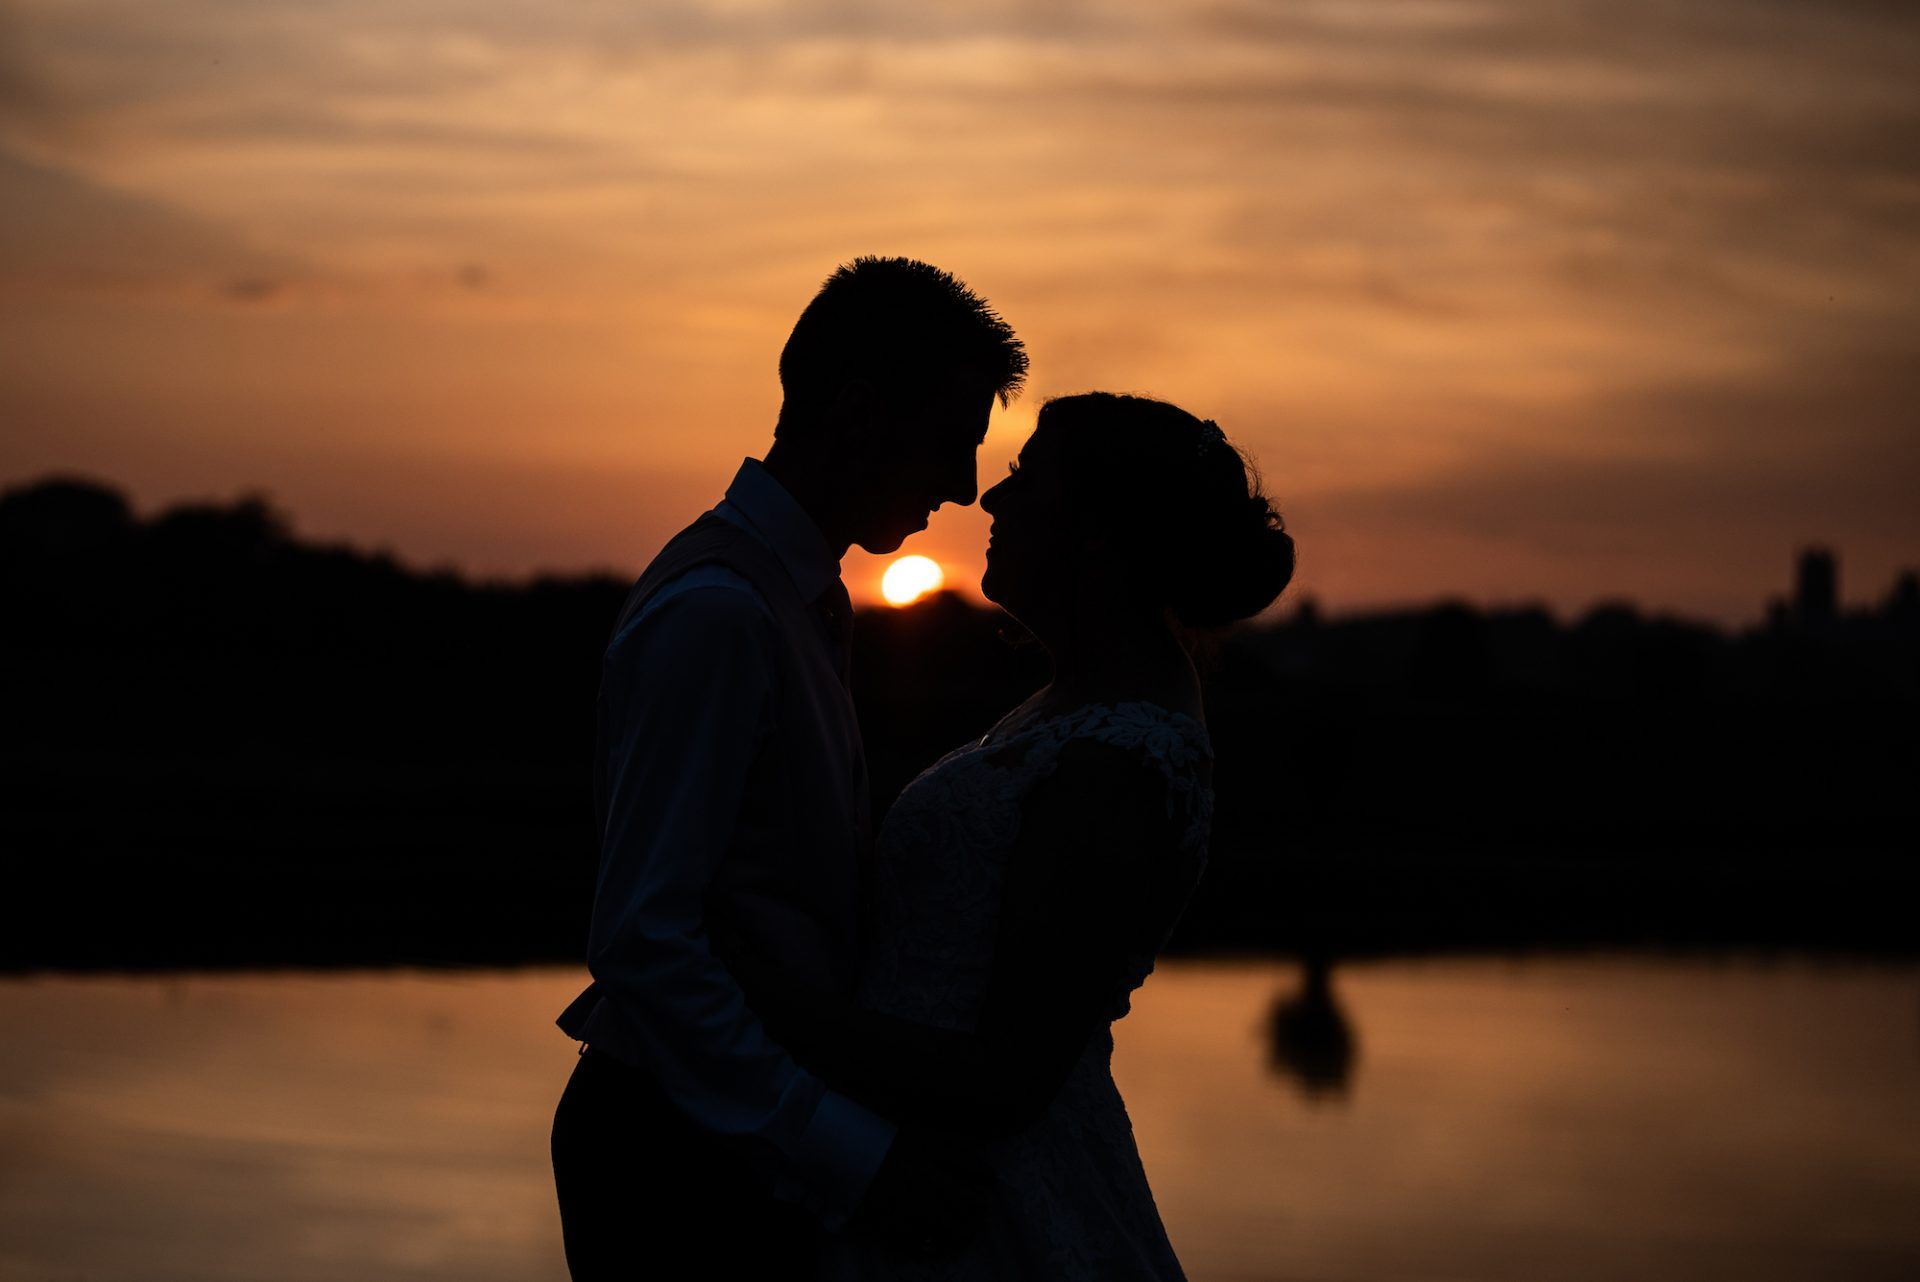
<box><xmin>1</xmin><ymin>0</ymin><xmax>1915</xmax><ymax>615</ymax></box>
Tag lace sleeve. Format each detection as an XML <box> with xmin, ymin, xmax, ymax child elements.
<box><xmin>966</xmin><ymin>737</ymin><xmax>1187</xmax><ymax>1131</ymax></box>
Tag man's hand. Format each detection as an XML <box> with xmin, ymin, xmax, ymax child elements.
<box><xmin>851</xmin><ymin>1124</ymin><xmax>990</xmax><ymax>1257</ymax></box>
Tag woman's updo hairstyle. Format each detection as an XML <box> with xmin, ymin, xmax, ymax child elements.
<box><xmin>1038</xmin><ymin>392</ymin><xmax>1294</xmax><ymax>628</ymax></box>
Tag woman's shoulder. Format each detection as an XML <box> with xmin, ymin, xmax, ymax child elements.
<box><xmin>1049</xmin><ymin>698</ymin><xmax>1211</xmax><ymax>763</ymax></box>
<box><xmin>986</xmin><ymin>702</ymin><xmax>1212</xmax><ymax>836</ymax></box>
<box><xmin>1017</xmin><ymin>706</ymin><xmax>1213</xmax><ymax>884</ymax></box>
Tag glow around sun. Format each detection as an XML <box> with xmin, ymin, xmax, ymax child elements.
<box><xmin>881</xmin><ymin>555</ymin><xmax>945</xmax><ymax>607</ymax></box>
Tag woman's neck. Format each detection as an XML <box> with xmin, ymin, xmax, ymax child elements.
<box><xmin>1034</xmin><ymin>608</ymin><xmax>1199</xmax><ymax>713</ymax></box>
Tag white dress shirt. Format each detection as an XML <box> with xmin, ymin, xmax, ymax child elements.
<box><xmin>557</xmin><ymin>458</ymin><xmax>895</xmax><ymax>1227</ymax></box>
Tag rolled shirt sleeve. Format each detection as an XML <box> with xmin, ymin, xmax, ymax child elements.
<box><xmin>574</xmin><ymin>575</ymin><xmax>894</xmax><ymax>1226</ymax></box>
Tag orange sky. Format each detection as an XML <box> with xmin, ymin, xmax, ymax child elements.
<box><xmin>2</xmin><ymin>0</ymin><xmax>1916</xmax><ymax>620</ymax></box>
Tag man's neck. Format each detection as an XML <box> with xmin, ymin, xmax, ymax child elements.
<box><xmin>760</xmin><ymin>443</ymin><xmax>851</xmax><ymax>561</ymax></box>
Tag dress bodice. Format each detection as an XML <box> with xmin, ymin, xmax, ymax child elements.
<box><xmin>858</xmin><ymin>700</ymin><xmax>1214</xmax><ymax>1033</ymax></box>
<box><xmin>826</xmin><ymin>700</ymin><xmax>1211</xmax><ymax>1281</ymax></box>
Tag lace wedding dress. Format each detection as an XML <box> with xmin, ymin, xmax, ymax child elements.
<box><xmin>822</xmin><ymin>700</ymin><xmax>1213</xmax><ymax>1282</ymax></box>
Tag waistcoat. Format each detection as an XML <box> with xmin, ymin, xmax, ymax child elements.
<box><xmin>595</xmin><ymin>512</ymin><xmax>870</xmax><ymax>994</ymax></box>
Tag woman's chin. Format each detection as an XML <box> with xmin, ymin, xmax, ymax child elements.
<box><xmin>979</xmin><ymin>567</ymin><xmax>1024</xmax><ymax>615</ymax></box>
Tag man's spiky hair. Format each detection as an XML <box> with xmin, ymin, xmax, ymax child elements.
<box><xmin>776</xmin><ymin>256</ymin><xmax>1027</xmax><ymax>437</ymax></box>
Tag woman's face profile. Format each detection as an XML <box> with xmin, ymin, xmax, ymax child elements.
<box><xmin>979</xmin><ymin>423</ymin><xmax>1081</xmax><ymax>617</ymax></box>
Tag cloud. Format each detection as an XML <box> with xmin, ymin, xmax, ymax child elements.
<box><xmin>221</xmin><ymin>275</ymin><xmax>284</xmax><ymax>302</ymax></box>
<box><xmin>1305</xmin><ymin>338</ymin><xmax>1920</xmax><ymax>614</ymax></box>
<box><xmin>0</xmin><ymin>0</ymin><xmax>1914</xmax><ymax>615</ymax></box>
<box><xmin>0</xmin><ymin>3</ymin><xmax>62</xmax><ymax>139</ymax></box>
<box><xmin>0</xmin><ymin>145</ymin><xmax>298</xmax><ymax>293</ymax></box>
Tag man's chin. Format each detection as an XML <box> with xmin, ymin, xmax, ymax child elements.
<box><xmin>855</xmin><ymin>518</ymin><xmax>926</xmax><ymax>556</ymax></box>
<box><xmin>855</xmin><ymin>531</ymin><xmax>908</xmax><ymax>556</ymax></box>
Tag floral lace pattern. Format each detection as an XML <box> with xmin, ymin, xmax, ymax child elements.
<box><xmin>824</xmin><ymin>701</ymin><xmax>1213</xmax><ymax>1282</ymax></box>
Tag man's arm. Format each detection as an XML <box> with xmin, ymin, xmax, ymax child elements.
<box><xmin>584</xmin><ymin>577</ymin><xmax>893</xmax><ymax>1226</ymax></box>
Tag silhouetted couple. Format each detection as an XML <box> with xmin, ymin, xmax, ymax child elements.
<box><xmin>550</xmin><ymin>257</ymin><xmax>1294</xmax><ymax>1279</ymax></box>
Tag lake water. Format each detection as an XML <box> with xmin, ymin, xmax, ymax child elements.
<box><xmin>2</xmin><ymin>957</ymin><xmax>1915</xmax><ymax>1281</ymax></box>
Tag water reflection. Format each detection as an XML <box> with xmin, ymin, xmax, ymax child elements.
<box><xmin>1265</xmin><ymin>952</ymin><xmax>1359</xmax><ymax>1102</ymax></box>
<box><xmin>1</xmin><ymin>959</ymin><xmax>1916</xmax><ymax>1282</ymax></box>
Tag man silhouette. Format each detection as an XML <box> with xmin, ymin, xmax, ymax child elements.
<box><xmin>551</xmin><ymin>257</ymin><xmax>1027</xmax><ymax>1278</ymax></box>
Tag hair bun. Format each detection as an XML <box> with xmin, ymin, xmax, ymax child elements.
<box><xmin>1168</xmin><ymin>497</ymin><xmax>1295</xmax><ymax>628</ymax></box>
<box><xmin>1029</xmin><ymin>392</ymin><xmax>1295</xmax><ymax>629</ymax></box>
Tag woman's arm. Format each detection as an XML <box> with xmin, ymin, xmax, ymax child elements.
<box><xmin>722</xmin><ymin>739</ymin><xmax>1179</xmax><ymax>1131</ymax></box>
<box><xmin>716</xmin><ymin>926</ymin><xmax>986</xmax><ymax>1121</ymax></box>
<box><xmin>967</xmin><ymin>739</ymin><xmax>1179</xmax><ymax>1131</ymax></box>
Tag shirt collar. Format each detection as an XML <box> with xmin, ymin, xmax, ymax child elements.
<box><xmin>715</xmin><ymin>457</ymin><xmax>841</xmax><ymax>603</ymax></box>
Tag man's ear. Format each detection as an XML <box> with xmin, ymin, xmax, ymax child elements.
<box><xmin>823</xmin><ymin>379</ymin><xmax>881</xmax><ymax>448</ymax></box>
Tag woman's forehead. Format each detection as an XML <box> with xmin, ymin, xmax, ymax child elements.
<box><xmin>1018</xmin><ymin>420</ymin><xmax>1072</xmax><ymax>463</ymax></box>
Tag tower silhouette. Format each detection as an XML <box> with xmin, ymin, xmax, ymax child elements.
<box><xmin>1793</xmin><ymin>547</ymin><xmax>1838</xmax><ymax>628</ymax></box>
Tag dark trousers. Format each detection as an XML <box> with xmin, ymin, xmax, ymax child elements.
<box><xmin>551</xmin><ymin>1048</ymin><xmax>817</xmax><ymax>1281</ymax></box>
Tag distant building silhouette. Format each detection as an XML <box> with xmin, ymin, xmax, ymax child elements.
<box><xmin>1793</xmin><ymin>547</ymin><xmax>1838</xmax><ymax>628</ymax></box>
<box><xmin>1762</xmin><ymin>545</ymin><xmax>1920</xmax><ymax>644</ymax></box>
<box><xmin>1886</xmin><ymin>571</ymin><xmax>1920</xmax><ymax>627</ymax></box>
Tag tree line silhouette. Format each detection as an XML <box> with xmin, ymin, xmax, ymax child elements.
<box><xmin>2</xmin><ymin>476</ymin><xmax>1913</xmax><ymax>969</ymax></box>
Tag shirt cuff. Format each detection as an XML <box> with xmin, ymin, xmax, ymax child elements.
<box><xmin>789</xmin><ymin>1088</ymin><xmax>898</xmax><ymax>1229</ymax></box>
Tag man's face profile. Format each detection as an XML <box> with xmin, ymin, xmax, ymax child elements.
<box><xmin>846</xmin><ymin>379</ymin><xmax>995</xmax><ymax>555</ymax></box>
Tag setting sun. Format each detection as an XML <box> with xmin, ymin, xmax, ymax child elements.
<box><xmin>881</xmin><ymin>555</ymin><xmax>945</xmax><ymax>607</ymax></box>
